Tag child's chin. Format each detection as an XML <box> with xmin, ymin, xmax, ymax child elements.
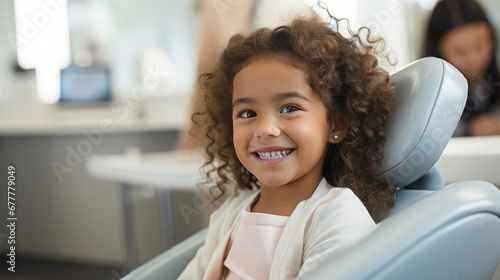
<box><xmin>257</xmin><ymin>177</ymin><xmax>291</xmax><ymax>188</ymax></box>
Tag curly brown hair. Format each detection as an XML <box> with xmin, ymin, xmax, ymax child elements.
<box><xmin>193</xmin><ymin>12</ymin><xmax>397</xmax><ymax>222</ymax></box>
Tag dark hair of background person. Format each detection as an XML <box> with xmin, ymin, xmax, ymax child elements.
<box><xmin>422</xmin><ymin>0</ymin><xmax>500</xmax><ymax>121</ymax></box>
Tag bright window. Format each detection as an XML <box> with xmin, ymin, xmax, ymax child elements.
<box><xmin>14</xmin><ymin>0</ymin><xmax>71</xmax><ymax>103</ymax></box>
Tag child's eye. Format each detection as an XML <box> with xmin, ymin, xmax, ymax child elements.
<box><xmin>238</xmin><ymin>110</ymin><xmax>257</xmax><ymax>119</ymax></box>
<box><xmin>280</xmin><ymin>105</ymin><xmax>300</xmax><ymax>114</ymax></box>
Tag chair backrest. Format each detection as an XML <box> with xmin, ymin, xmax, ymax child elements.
<box><xmin>378</xmin><ymin>57</ymin><xmax>467</xmax><ymax>190</ymax></box>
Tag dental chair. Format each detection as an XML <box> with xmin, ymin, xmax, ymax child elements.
<box><xmin>121</xmin><ymin>57</ymin><xmax>500</xmax><ymax>280</ymax></box>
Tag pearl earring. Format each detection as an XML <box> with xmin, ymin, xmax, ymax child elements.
<box><xmin>334</xmin><ymin>135</ymin><xmax>339</xmax><ymax>140</ymax></box>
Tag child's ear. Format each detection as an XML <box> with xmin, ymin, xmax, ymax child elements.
<box><xmin>328</xmin><ymin>128</ymin><xmax>347</xmax><ymax>144</ymax></box>
<box><xmin>328</xmin><ymin>113</ymin><xmax>348</xmax><ymax>144</ymax></box>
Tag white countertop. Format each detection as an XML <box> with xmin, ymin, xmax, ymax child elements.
<box><xmin>86</xmin><ymin>150</ymin><xmax>205</xmax><ymax>188</ymax></box>
<box><xmin>0</xmin><ymin>94</ymin><xmax>190</xmax><ymax>136</ymax></box>
<box><xmin>438</xmin><ymin>136</ymin><xmax>500</xmax><ymax>185</ymax></box>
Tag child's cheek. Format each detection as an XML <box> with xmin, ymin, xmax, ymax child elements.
<box><xmin>288</xmin><ymin>117</ymin><xmax>330</xmax><ymax>151</ymax></box>
<box><xmin>233</xmin><ymin>126</ymin><xmax>249</xmax><ymax>158</ymax></box>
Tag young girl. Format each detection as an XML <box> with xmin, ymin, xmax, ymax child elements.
<box><xmin>423</xmin><ymin>0</ymin><xmax>500</xmax><ymax>136</ymax></box>
<box><xmin>179</xmin><ymin>13</ymin><xmax>396</xmax><ymax>280</ymax></box>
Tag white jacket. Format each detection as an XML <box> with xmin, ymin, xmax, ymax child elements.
<box><xmin>178</xmin><ymin>178</ymin><xmax>375</xmax><ymax>280</ymax></box>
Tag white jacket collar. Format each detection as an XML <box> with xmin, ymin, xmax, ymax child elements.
<box><xmin>304</xmin><ymin>178</ymin><xmax>332</xmax><ymax>205</ymax></box>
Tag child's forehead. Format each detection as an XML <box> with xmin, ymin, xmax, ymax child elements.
<box><xmin>233</xmin><ymin>55</ymin><xmax>310</xmax><ymax>93</ymax></box>
<box><xmin>239</xmin><ymin>52</ymin><xmax>308</xmax><ymax>73</ymax></box>
<box><xmin>234</xmin><ymin>59</ymin><xmax>308</xmax><ymax>87</ymax></box>
<box><xmin>231</xmin><ymin>52</ymin><xmax>333</xmax><ymax>107</ymax></box>
<box><xmin>231</xmin><ymin>56</ymin><xmax>332</xmax><ymax>106</ymax></box>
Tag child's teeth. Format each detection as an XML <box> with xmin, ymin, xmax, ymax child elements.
<box><xmin>257</xmin><ymin>150</ymin><xmax>292</xmax><ymax>160</ymax></box>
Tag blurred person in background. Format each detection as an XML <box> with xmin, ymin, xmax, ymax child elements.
<box><xmin>176</xmin><ymin>0</ymin><xmax>314</xmax><ymax>150</ymax></box>
<box><xmin>423</xmin><ymin>0</ymin><xmax>500</xmax><ymax>136</ymax></box>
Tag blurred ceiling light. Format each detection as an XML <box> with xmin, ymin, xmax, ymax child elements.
<box><xmin>14</xmin><ymin>0</ymin><xmax>71</xmax><ymax>103</ymax></box>
<box><xmin>74</xmin><ymin>50</ymin><xmax>93</xmax><ymax>68</ymax></box>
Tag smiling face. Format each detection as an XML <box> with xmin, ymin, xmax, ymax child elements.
<box><xmin>232</xmin><ymin>57</ymin><xmax>341</xmax><ymax>189</ymax></box>
<box><xmin>439</xmin><ymin>22</ymin><xmax>494</xmax><ymax>82</ymax></box>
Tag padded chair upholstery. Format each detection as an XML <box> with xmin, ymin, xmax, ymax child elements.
<box><xmin>121</xmin><ymin>57</ymin><xmax>500</xmax><ymax>280</ymax></box>
<box><xmin>379</xmin><ymin>56</ymin><xmax>467</xmax><ymax>189</ymax></box>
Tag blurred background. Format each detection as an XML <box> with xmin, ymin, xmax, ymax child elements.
<box><xmin>0</xmin><ymin>0</ymin><xmax>499</xmax><ymax>279</ymax></box>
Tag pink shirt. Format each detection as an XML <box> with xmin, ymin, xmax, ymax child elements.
<box><xmin>223</xmin><ymin>204</ymin><xmax>289</xmax><ymax>280</ymax></box>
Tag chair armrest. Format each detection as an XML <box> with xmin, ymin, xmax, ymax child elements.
<box><xmin>122</xmin><ymin>228</ymin><xmax>208</xmax><ymax>280</ymax></box>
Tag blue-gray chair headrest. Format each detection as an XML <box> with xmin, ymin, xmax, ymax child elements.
<box><xmin>379</xmin><ymin>57</ymin><xmax>467</xmax><ymax>189</ymax></box>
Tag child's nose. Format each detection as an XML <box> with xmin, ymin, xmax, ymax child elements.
<box><xmin>255</xmin><ymin>117</ymin><xmax>281</xmax><ymax>139</ymax></box>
